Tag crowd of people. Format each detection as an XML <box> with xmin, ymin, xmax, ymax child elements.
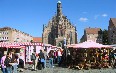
<box><xmin>1</xmin><ymin>47</ymin><xmax>116</xmax><ymax>73</ymax></box>
<box><xmin>30</xmin><ymin>48</ymin><xmax>64</xmax><ymax>70</ymax></box>
<box><xmin>0</xmin><ymin>50</ymin><xmax>24</xmax><ymax>73</ymax></box>
<box><xmin>0</xmin><ymin>48</ymin><xmax>65</xmax><ymax>73</ymax></box>
<box><xmin>31</xmin><ymin>48</ymin><xmax>116</xmax><ymax>70</ymax></box>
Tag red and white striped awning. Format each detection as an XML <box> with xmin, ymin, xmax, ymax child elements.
<box><xmin>0</xmin><ymin>42</ymin><xmax>43</xmax><ymax>48</ymax></box>
<box><xmin>6</xmin><ymin>44</ymin><xmax>25</xmax><ymax>48</ymax></box>
<box><xmin>18</xmin><ymin>42</ymin><xmax>43</xmax><ymax>46</ymax></box>
<box><xmin>0</xmin><ymin>42</ymin><xmax>8</xmax><ymax>47</ymax></box>
<box><xmin>0</xmin><ymin>42</ymin><xmax>25</xmax><ymax>48</ymax></box>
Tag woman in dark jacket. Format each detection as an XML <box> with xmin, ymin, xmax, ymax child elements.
<box><xmin>67</xmin><ymin>53</ymin><xmax>72</xmax><ymax>68</ymax></box>
<box><xmin>48</xmin><ymin>51</ymin><xmax>54</xmax><ymax>68</ymax></box>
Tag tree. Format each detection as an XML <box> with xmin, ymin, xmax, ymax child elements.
<box><xmin>102</xmin><ymin>29</ymin><xmax>109</xmax><ymax>45</ymax></box>
<box><xmin>30</xmin><ymin>40</ymin><xmax>33</xmax><ymax>43</ymax></box>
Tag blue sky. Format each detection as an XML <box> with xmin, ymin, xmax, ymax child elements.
<box><xmin>0</xmin><ymin>0</ymin><xmax>116</xmax><ymax>42</ymax></box>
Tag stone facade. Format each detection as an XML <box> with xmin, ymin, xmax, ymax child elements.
<box><xmin>42</xmin><ymin>1</ymin><xmax>77</xmax><ymax>47</ymax></box>
<box><xmin>108</xmin><ymin>18</ymin><xmax>116</xmax><ymax>44</ymax></box>
<box><xmin>80</xmin><ymin>28</ymin><xmax>102</xmax><ymax>43</ymax></box>
<box><xmin>0</xmin><ymin>27</ymin><xmax>33</xmax><ymax>42</ymax></box>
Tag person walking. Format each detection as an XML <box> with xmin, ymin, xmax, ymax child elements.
<box><xmin>5</xmin><ymin>52</ymin><xmax>12</xmax><ymax>73</ymax></box>
<box><xmin>57</xmin><ymin>49</ymin><xmax>62</xmax><ymax>66</ymax></box>
<box><xmin>48</xmin><ymin>50</ymin><xmax>54</xmax><ymax>68</ymax></box>
<box><xmin>67</xmin><ymin>53</ymin><xmax>72</xmax><ymax>68</ymax></box>
<box><xmin>39</xmin><ymin>50</ymin><xmax>45</xmax><ymax>69</ymax></box>
<box><xmin>1</xmin><ymin>51</ymin><xmax>7</xmax><ymax>73</ymax></box>
<box><xmin>43</xmin><ymin>49</ymin><xmax>47</xmax><ymax>68</ymax></box>
<box><xmin>31</xmin><ymin>53</ymin><xmax>36</xmax><ymax>71</ymax></box>
<box><xmin>11</xmin><ymin>50</ymin><xmax>18</xmax><ymax>73</ymax></box>
<box><xmin>18</xmin><ymin>53</ymin><xmax>24</xmax><ymax>72</ymax></box>
<box><xmin>0</xmin><ymin>51</ymin><xmax>3</xmax><ymax>65</ymax></box>
<box><xmin>37</xmin><ymin>54</ymin><xmax>42</xmax><ymax>70</ymax></box>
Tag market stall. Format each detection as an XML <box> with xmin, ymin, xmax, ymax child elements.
<box><xmin>19</xmin><ymin>42</ymin><xmax>43</xmax><ymax>63</ymax></box>
<box><xmin>0</xmin><ymin>42</ymin><xmax>26</xmax><ymax>66</ymax></box>
<box><xmin>0</xmin><ymin>42</ymin><xmax>44</xmax><ymax>64</ymax></box>
<box><xmin>68</xmin><ymin>40</ymin><xmax>112</xmax><ymax>69</ymax></box>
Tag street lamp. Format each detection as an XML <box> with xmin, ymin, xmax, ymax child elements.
<box><xmin>64</xmin><ymin>37</ymin><xmax>68</xmax><ymax>66</ymax></box>
<box><xmin>64</xmin><ymin>37</ymin><xmax>66</xmax><ymax>47</ymax></box>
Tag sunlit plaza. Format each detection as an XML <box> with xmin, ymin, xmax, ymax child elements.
<box><xmin>0</xmin><ymin>0</ymin><xmax>116</xmax><ymax>73</ymax></box>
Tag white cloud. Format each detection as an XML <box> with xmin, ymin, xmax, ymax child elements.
<box><xmin>79</xmin><ymin>17</ymin><xmax>88</xmax><ymax>22</ymax></box>
<box><xmin>94</xmin><ymin>14</ymin><xmax>107</xmax><ymax>19</ymax></box>
<box><xmin>102</xmin><ymin>14</ymin><xmax>108</xmax><ymax>17</ymax></box>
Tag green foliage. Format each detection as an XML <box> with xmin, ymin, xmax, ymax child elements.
<box><xmin>102</xmin><ymin>29</ymin><xmax>109</xmax><ymax>45</ymax></box>
<box><xmin>30</xmin><ymin>40</ymin><xmax>33</xmax><ymax>43</ymax></box>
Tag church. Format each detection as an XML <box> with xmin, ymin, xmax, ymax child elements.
<box><xmin>42</xmin><ymin>1</ymin><xmax>77</xmax><ymax>48</ymax></box>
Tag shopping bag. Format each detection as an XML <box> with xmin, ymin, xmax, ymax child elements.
<box><xmin>41</xmin><ymin>59</ymin><xmax>45</xmax><ymax>62</ymax></box>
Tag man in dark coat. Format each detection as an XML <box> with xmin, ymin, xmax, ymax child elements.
<box><xmin>39</xmin><ymin>50</ymin><xmax>45</xmax><ymax>69</ymax></box>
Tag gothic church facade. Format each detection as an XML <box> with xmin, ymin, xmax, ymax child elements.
<box><xmin>42</xmin><ymin>1</ymin><xmax>77</xmax><ymax>47</ymax></box>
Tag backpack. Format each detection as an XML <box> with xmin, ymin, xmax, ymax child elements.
<box><xmin>4</xmin><ymin>57</ymin><xmax>11</xmax><ymax>67</ymax></box>
<box><xmin>39</xmin><ymin>52</ymin><xmax>45</xmax><ymax>59</ymax></box>
<box><xmin>31</xmin><ymin>54</ymin><xmax>36</xmax><ymax>60</ymax></box>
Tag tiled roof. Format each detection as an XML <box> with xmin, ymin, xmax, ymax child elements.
<box><xmin>85</xmin><ymin>28</ymin><xmax>101</xmax><ymax>34</ymax></box>
<box><xmin>33</xmin><ymin>37</ymin><xmax>42</xmax><ymax>43</ymax></box>
<box><xmin>110</xmin><ymin>18</ymin><xmax>116</xmax><ymax>27</ymax></box>
<box><xmin>0</xmin><ymin>27</ymin><xmax>33</xmax><ymax>37</ymax></box>
<box><xmin>0</xmin><ymin>27</ymin><xmax>12</xmax><ymax>30</ymax></box>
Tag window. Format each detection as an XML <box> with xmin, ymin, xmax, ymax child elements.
<box><xmin>2</xmin><ymin>32</ymin><xmax>4</xmax><ymax>34</ymax></box>
<box><xmin>5</xmin><ymin>31</ymin><xmax>8</xmax><ymax>34</ymax></box>
<box><xmin>88</xmin><ymin>35</ymin><xmax>91</xmax><ymax>38</ymax></box>
<box><xmin>6</xmin><ymin>31</ymin><xmax>8</xmax><ymax>34</ymax></box>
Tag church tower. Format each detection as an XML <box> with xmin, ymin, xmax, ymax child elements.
<box><xmin>57</xmin><ymin>1</ymin><xmax>62</xmax><ymax>17</ymax></box>
<box><xmin>42</xmin><ymin>1</ymin><xmax>77</xmax><ymax>48</ymax></box>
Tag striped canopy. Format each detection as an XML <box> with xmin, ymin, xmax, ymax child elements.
<box><xmin>0</xmin><ymin>42</ymin><xmax>43</xmax><ymax>48</ymax></box>
<box><xmin>68</xmin><ymin>40</ymin><xmax>112</xmax><ymax>49</ymax></box>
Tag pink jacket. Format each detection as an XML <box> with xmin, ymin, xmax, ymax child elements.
<box><xmin>1</xmin><ymin>56</ymin><xmax>6</xmax><ymax>68</ymax></box>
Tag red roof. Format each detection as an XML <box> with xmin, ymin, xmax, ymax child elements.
<box><xmin>33</xmin><ymin>37</ymin><xmax>42</xmax><ymax>43</ymax></box>
<box><xmin>85</xmin><ymin>28</ymin><xmax>101</xmax><ymax>34</ymax></box>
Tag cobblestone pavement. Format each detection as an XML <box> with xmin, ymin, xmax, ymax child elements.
<box><xmin>19</xmin><ymin>64</ymin><xmax>116</xmax><ymax>73</ymax></box>
<box><xmin>1</xmin><ymin>65</ymin><xmax>116</xmax><ymax>73</ymax></box>
<box><xmin>18</xmin><ymin>67</ymin><xmax>116</xmax><ymax>73</ymax></box>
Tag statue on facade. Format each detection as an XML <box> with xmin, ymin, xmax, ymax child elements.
<box><xmin>59</xmin><ymin>25</ymin><xmax>65</xmax><ymax>37</ymax></box>
<box><xmin>59</xmin><ymin>25</ymin><xmax>63</xmax><ymax>36</ymax></box>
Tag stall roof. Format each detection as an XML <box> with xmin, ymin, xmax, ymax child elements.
<box><xmin>68</xmin><ymin>40</ymin><xmax>112</xmax><ymax>48</ymax></box>
<box><xmin>0</xmin><ymin>42</ymin><xmax>43</xmax><ymax>48</ymax></box>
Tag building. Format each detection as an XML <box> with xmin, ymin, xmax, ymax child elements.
<box><xmin>42</xmin><ymin>1</ymin><xmax>77</xmax><ymax>48</ymax></box>
<box><xmin>33</xmin><ymin>37</ymin><xmax>42</xmax><ymax>43</ymax></box>
<box><xmin>80</xmin><ymin>27</ymin><xmax>102</xmax><ymax>43</ymax></box>
<box><xmin>108</xmin><ymin>18</ymin><xmax>116</xmax><ymax>44</ymax></box>
<box><xmin>0</xmin><ymin>27</ymin><xmax>33</xmax><ymax>42</ymax></box>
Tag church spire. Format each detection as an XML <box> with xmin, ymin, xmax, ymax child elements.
<box><xmin>57</xmin><ymin>1</ymin><xmax>62</xmax><ymax>16</ymax></box>
<box><xmin>43</xmin><ymin>24</ymin><xmax>45</xmax><ymax>32</ymax></box>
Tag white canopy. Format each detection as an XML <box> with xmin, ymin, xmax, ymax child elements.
<box><xmin>68</xmin><ymin>40</ymin><xmax>112</xmax><ymax>48</ymax></box>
